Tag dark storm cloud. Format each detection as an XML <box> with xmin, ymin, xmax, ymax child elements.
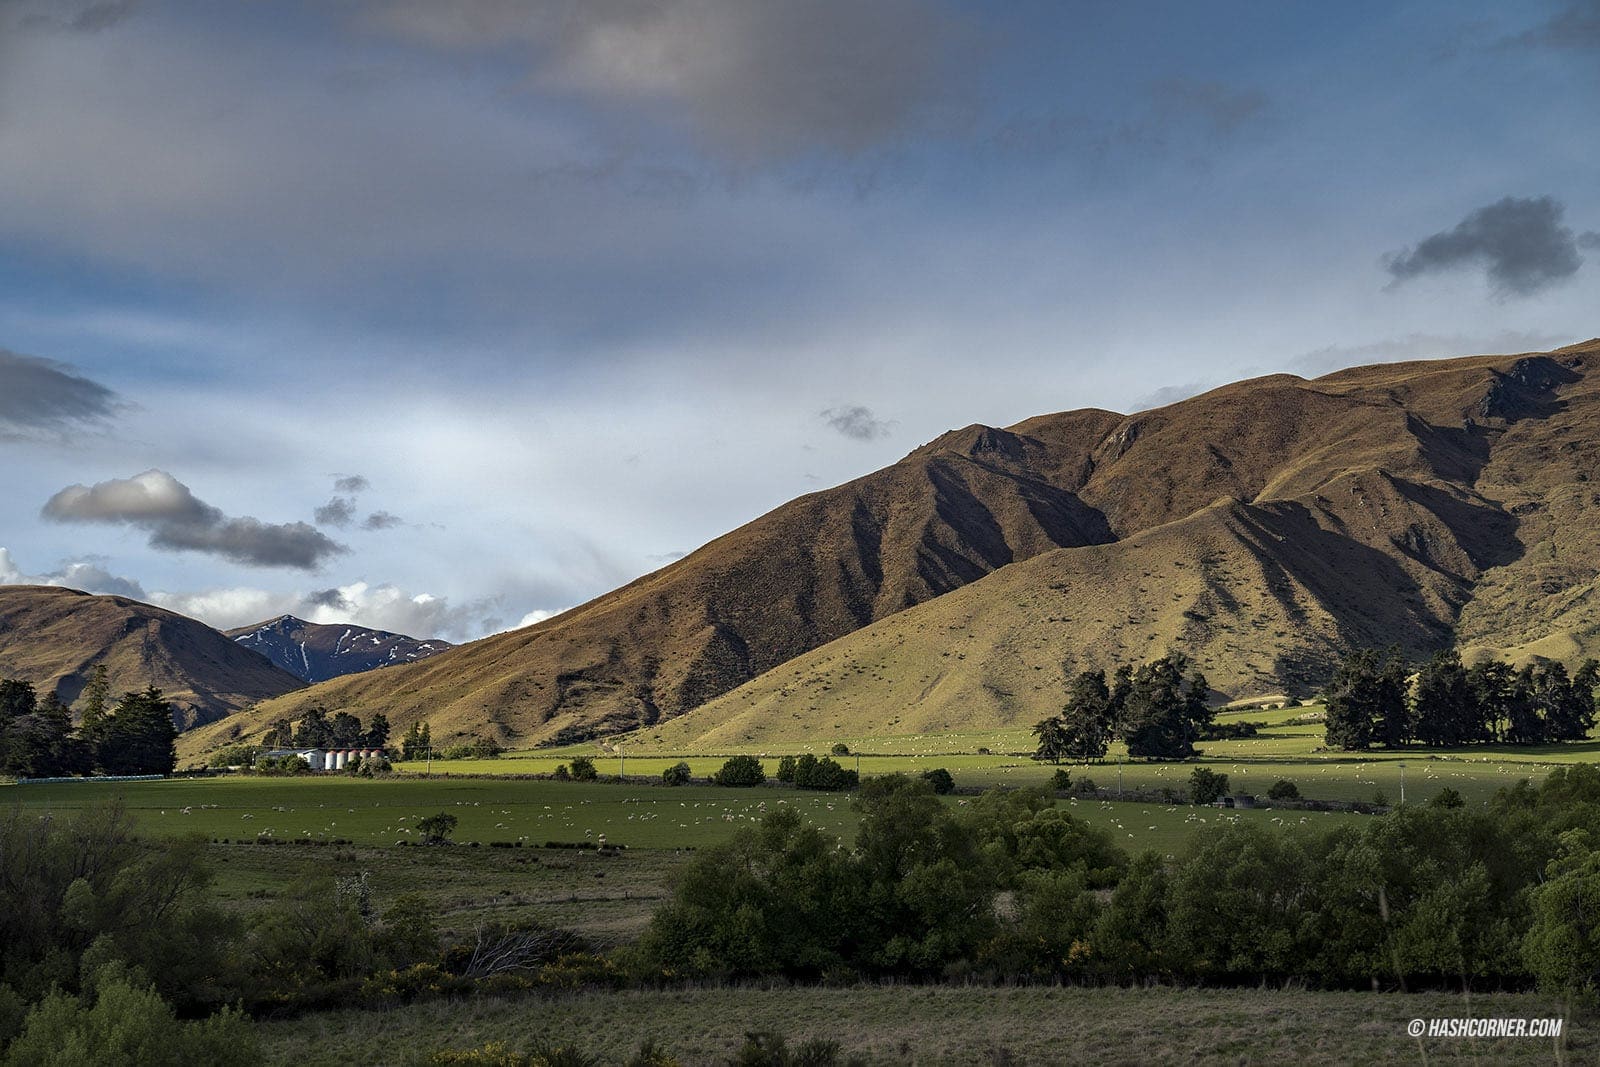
<box><xmin>306</xmin><ymin>587</ymin><xmax>351</xmax><ymax>610</ymax></box>
<box><xmin>314</xmin><ymin>496</ymin><xmax>356</xmax><ymax>528</ymax></box>
<box><xmin>821</xmin><ymin>405</ymin><xmax>894</xmax><ymax>441</ymax></box>
<box><xmin>41</xmin><ymin>469</ymin><xmax>346</xmax><ymax>570</ymax></box>
<box><xmin>333</xmin><ymin>475</ymin><xmax>370</xmax><ymax>493</ymax></box>
<box><xmin>361</xmin><ymin>511</ymin><xmax>402</xmax><ymax>530</ymax></box>
<box><xmin>1384</xmin><ymin>196</ymin><xmax>1589</xmax><ymax>298</ymax></box>
<box><xmin>364</xmin><ymin>0</ymin><xmax>976</xmax><ymax>159</ymax></box>
<box><xmin>0</xmin><ymin>348</ymin><xmax>121</xmax><ymax>440</ymax></box>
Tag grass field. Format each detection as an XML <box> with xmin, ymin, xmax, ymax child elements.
<box><xmin>259</xmin><ymin>984</ymin><xmax>1591</xmax><ymax>1065</ymax></box>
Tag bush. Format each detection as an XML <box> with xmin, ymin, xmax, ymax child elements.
<box><xmin>1266</xmin><ymin>779</ymin><xmax>1300</xmax><ymax>801</ymax></box>
<box><xmin>1051</xmin><ymin>768</ymin><xmax>1072</xmax><ymax>791</ymax></box>
<box><xmin>207</xmin><ymin>744</ymin><xmax>254</xmax><ymax>769</ymax></box>
<box><xmin>922</xmin><ymin>768</ymin><xmax>956</xmax><ymax>795</ymax></box>
<box><xmin>775</xmin><ymin>755</ymin><xmax>797</xmax><ymax>783</ymax></box>
<box><xmin>713</xmin><ymin>755</ymin><xmax>766</xmax><ymax>787</ymax></box>
<box><xmin>830</xmin><ymin>743</ymin><xmax>850</xmax><ymax>756</ymax></box>
<box><xmin>553</xmin><ymin>764</ymin><xmax>571</xmax><ymax>781</ymax></box>
<box><xmin>254</xmin><ymin>754</ymin><xmax>310</xmax><ymax>776</ymax></box>
<box><xmin>1188</xmin><ymin>767</ymin><xmax>1230</xmax><ymax>805</ymax></box>
<box><xmin>1430</xmin><ymin>787</ymin><xmax>1465</xmax><ymax>809</ymax></box>
<box><xmin>661</xmin><ymin>762</ymin><xmax>692</xmax><ymax>786</ymax></box>
<box><xmin>1071</xmin><ymin>777</ymin><xmax>1098</xmax><ymax>796</ymax></box>
<box><xmin>568</xmin><ymin>756</ymin><xmax>598</xmax><ymax>781</ymax></box>
<box><xmin>415</xmin><ymin>812</ymin><xmax>458</xmax><ymax>845</ymax></box>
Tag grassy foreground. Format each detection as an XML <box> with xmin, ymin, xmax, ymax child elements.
<box><xmin>261</xmin><ymin>985</ymin><xmax>1590</xmax><ymax>1065</ymax></box>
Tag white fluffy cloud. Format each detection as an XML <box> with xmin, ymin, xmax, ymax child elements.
<box><xmin>0</xmin><ymin>546</ymin><xmax>148</xmax><ymax>599</ymax></box>
<box><xmin>150</xmin><ymin>579</ymin><xmax>504</xmax><ymax>641</ymax></box>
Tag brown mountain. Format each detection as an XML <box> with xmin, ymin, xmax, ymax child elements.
<box><xmin>0</xmin><ymin>585</ymin><xmax>305</xmax><ymax>729</ymax></box>
<box><xmin>182</xmin><ymin>338</ymin><xmax>1600</xmax><ymax>754</ymax></box>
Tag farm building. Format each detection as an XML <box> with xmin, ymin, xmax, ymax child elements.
<box><xmin>263</xmin><ymin>747</ymin><xmax>387</xmax><ymax>771</ymax></box>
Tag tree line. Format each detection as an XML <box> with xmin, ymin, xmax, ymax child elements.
<box><xmin>1325</xmin><ymin>648</ymin><xmax>1598</xmax><ymax>750</ymax></box>
<box><xmin>1033</xmin><ymin>654</ymin><xmax>1214</xmax><ymax>763</ymax></box>
<box><xmin>640</xmin><ymin>765</ymin><xmax>1600</xmax><ymax>996</ymax></box>
<box><xmin>260</xmin><ymin>707</ymin><xmax>391</xmax><ymax>751</ymax></box>
<box><xmin>0</xmin><ymin>668</ymin><xmax>176</xmax><ymax>778</ymax></box>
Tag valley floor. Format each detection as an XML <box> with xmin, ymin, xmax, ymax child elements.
<box><xmin>261</xmin><ymin>984</ymin><xmax>1590</xmax><ymax>1066</ymax></box>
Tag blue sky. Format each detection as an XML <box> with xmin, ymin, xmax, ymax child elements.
<box><xmin>1</xmin><ymin>0</ymin><xmax>1597</xmax><ymax>640</ymax></box>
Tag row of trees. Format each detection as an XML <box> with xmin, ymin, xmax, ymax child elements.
<box><xmin>641</xmin><ymin>765</ymin><xmax>1600</xmax><ymax>996</ymax></box>
<box><xmin>1325</xmin><ymin>648</ymin><xmax>1598</xmax><ymax>750</ymax></box>
<box><xmin>0</xmin><ymin>670</ymin><xmax>176</xmax><ymax>778</ymax></box>
<box><xmin>1033</xmin><ymin>654</ymin><xmax>1214</xmax><ymax>762</ymax></box>
<box><xmin>260</xmin><ymin>707</ymin><xmax>391</xmax><ymax>751</ymax></box>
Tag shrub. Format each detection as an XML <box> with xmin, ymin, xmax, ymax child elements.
<box><xmin>830</xmin><ymin>743</ymin><xmax>851</xmax><ymax>756</ymax></box>
<box><xmin>1071</xmin><ymin>777</ymin><xmax>1098</xmax><ymax>796</ymax></box>
<box><xmin>730</xmin><ymin>1030</ymin><xmax>856</xmax><ymax>1066</ymax></box>
<box><xmin>1188</xmin><ymin>767</ymin><xmax>1230</xmax><ymax>806</ymax></box>
<box><xmin>922</xmin><ymin>768</ymin><xmax>956</xmax><ymax>795</ymax></box>
<box><xmin>1266</xmin><ymin>779</ymin><xmax>1300</xmax><ymax>801</ymax></box>
<box><xmin>207</xmin><ymin>744</ymin><xmax>254</xmax><ymax>769</ymax></box>
<box><xmin>568</xmin><ymin>756</ymin><xmax>598</xmax><ymax>781</ymax></box>
<box><xmin>661</xmin><ymin>761</ymin><xmax>692</xmax><ymax>786</ymax></box>
<box><xmin>415</xmin><ymin>812</ymin><xmax>459</xmax><ymax>845</ymax></box>
<box><xmin>713</xmin><ymin>755</ymin><xmax>766</xmax><ymax>787</ymax></box>
<box><xmin>1051</xmin><ymin>768</ymin><xmax>1072</xmax><ymax>791</ymax></box>
<box><xmin>1430</xmin><ymin>787</ymin><xmax>1465</xmax><ymax>809</ymax></box>
<box><xmin>254</xmin><ymin>754</ymin><xmax>310</xmax><ymax>776</ymax></box>
<box><xmin>553</xmin><ymin>764</ymin><xmax>571</xmax><ymax>781</ymax></box>
<box><xmin>775</xmin><ymin>755</ymin><xmax>797</xmax><ymax>782</ymax></box>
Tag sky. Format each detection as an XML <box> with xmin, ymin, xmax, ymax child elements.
<box><xmin>2</xmin><ymin>0</ymin><xmax>1598</xmax><ymax>642</ymax></box>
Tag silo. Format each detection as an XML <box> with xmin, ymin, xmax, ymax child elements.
<box><xmin>332</xmin><ymin>750</ymin><xmax>347</xmax><ymax>771</ymax></box>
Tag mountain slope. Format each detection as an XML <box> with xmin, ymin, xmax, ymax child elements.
<box><xmin>0</xmin><ymin>586</ymin><xmax>305</xmax><ymax>729</ymax></box>
<box><xmin>182</xmin><ymin>339</ymin><xmax>1600</xmax><ymax>755</ymax></box>
<box><xmin>226</xmin><ymin>616</ymin><xmax>450</xmax><ymax>683</ymax></box>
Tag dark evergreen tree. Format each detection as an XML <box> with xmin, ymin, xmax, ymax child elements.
<box><xmin>1121</xmin><ymin>655</ymin><xmax>1211</xmax><ymax>760</ymax></box>
<box><xmin>1323</xmin><ymin>648</ymin><xmax>1408</xmax><ymax>750</ymax></box>
<box><xmin>364</xmin><ymin>712</ymin><xmax>391</xmax><ymax>748</ymax></box>
<box><xmin>330</xmin><ymin>711</ymin><xmax>364</xmax><ymax>746</ymax></box>
<box><xmin>261</xmin><ymin>718</ymin><xmax>294</xmax><ymax>748</ymax></box>
<box><xmin>292</xmin><ymin>706</ymin><xmax>333</xmax><ymax>748</ymax></box>
<box><xmin>1412</xmin><ymin>649</ymin><xmax>1480</xmax><ymax>746</ymax></box>
<box><xmin>76</xmin><ymin>664</ymin><xmax>112</xmax><ymax>744</ymax></box>
<box><xmin>96</xmin><ymin>687</ymin><xmax>177</xmax><ymax>775</ymax></box>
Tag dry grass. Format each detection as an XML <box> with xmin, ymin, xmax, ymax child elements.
<box><xmin>258</xmin><ymin>983</ymin><xmax>1593</xmax><ymax>1065</ymax></box>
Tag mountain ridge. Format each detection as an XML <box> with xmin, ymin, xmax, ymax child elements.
<box><xmin>225</xmin><ymin>615</ymin><xmax>450</xmax><ymax>683</ymax></box>
<box><xmin>179</xmin><ymin>339</ymin><xmax>1600</xmax><ymax>755</ymax></box>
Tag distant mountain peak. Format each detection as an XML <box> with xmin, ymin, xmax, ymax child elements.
<box><xmin>226</xmin><ymin>617</ymin><xmax>450</xmax><ymax>683</ymax></box>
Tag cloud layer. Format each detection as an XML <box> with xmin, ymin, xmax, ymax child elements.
<box><xmin>822</xmin><ymin>405</ymin><xmax>894</xmax><ymax>441</ymax></box>
<box><xmin>0</xmin><ymin>348</ymin><xmax>121</xmax><ymax>440</ymax></box>
<box><xmin>41</xmin><ymin>469</ymin><xmax>345</xmax><ymax>570</ymax></box>
<box><xmin>1385</xmin><ymin>196</ymin><xmax>1592</xmax><ymax>298</ymax></box>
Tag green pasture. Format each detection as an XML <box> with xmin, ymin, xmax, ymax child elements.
<box><xmin>2</xmin><ymin>773</ymin><xmax>1372</xmax><ymax>860</ymax></box>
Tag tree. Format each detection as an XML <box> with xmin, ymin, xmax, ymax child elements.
<box><xmin>568</xmin><ymin>755</ymin><xmax>598</xmax><ymax>781</ymax></box>
<box><xmin>775</xmin><ymin>755</ymin><xmax>797</xmax><ymax>782</ymax></box>
<box><xmin>1121</xmin><ymin>655</ymin><xmax>1211</xmax><ymax>760</ymax></box>
<box><xmin>1523</xmin><ymin>849</ymin><xmax>1600</xmax><ymax>998</ymax></box>
<box><xmin>713</xmin><ymin>755</ymin><xmax>766</xmax><ymax>786</ymax></box>
<box><xmin>400</xmin><ymin>721</ymin><xmax>431</xmax><ymax>761</ymax></box>
<box><xmin>1539</xmin><ymin>661</ymin><xmax>1596</xmax><ymax>742</ymax></box>
<box><xmin>1323</xmin><ymin>648</ymin><xmax>1408</xmax><ymax>750</ymax></box>
<box><xmin>1188</xmin><ymin>767</ymin><xmax>1230</xmax><ymax>805</ymax></box>
<box><xmin>1035</xmin><ymin>669</ymin><xmax>1116</xmax><ymax>764</ymax></box>
<box><xmin>292</xmin><ymin>707</ymin><xmax>333</xmax><ymax>749</ymax></box>
<box><xmin>364</xmin><ymin>712</ymin><xmax>391</xmax><ymax>748</ymax></box>
<box><xmin>95</xmin><ymin>688</ymin><xmax>176</xmax><ymax>776</ymax></box>
<box><xmin>661</xmin><ymin>761</ymin><xmax>692</xmax><ymax>786</ymax></box>
<box><xmin>1266</xmin><ymin>779</ymin><xmax>1300</xmax><ymax>801</ymax></box>
<box><xmin>1469</xmin><ymin>660</ymin><xmax>1529</xmax><ymax>743</ymax></box>
<box><xmin>76</xmin><ymin>665</ymin><xmax>111</xmax><ymax>744</ymax></box>
<box><xmin>261</xmin><ymin>718</ymin><xmax>293</xmax><ymax>749</ymax></box>
<box><xmin>329</xmin><ymin>711</ymin><xmax>364</xmax><ymax>747</ymax></box>
<box><xmin>921</xmin><ymin>768</ymin><xmax>956</xmax><ymax>795</ymax></box>
<box><xmin>1413</xmin><ymin>649</ymin><xmax>1480</xmax><ymax>747</ymax></box>
<box><xmin>415</xmin><ymin>812</ymin><xmax>458</xmax><ymax>845</ymax></box>
<box><xmin>792</xmin><ymin>754</ymin><xmax>857</xmax><ymax>791</ymax></box>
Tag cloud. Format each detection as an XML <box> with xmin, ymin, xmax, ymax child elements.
<box><xmin>41</xmin><ymin>469</ymin><xmax>346</xmax><ymax>569</ymax></box>
<box><xmin>361</xmin><ymin>511</ymin><xmax>403</xmax><ymax>530</ymax></box>
<box><xmin>6</xmin><ymin>0</ymin><xmax>140</xmax><ymax>34</ymax></box>
<box><xmin>0</xmin><ymin>348</ymin><xmax>122</xmax><ymax>441</ymax></box>
<box><xmin>1384</xmin><ymin>196</ymin><xmax>1590</xmax><ymax>298</ymax></box>
<box><xmin>1582</xmin><ymin>232</ymin><xmax>1600</xmax><ymax>250</ymax></box>
<box><xmin>364</xmin><ymin>0</ymin><xmax>976</xmax><ymax>159</ymax></box>
<box><xmin>1502</xmin><ymin>1</ymin><xmax>1600</xmax><ymax>51</ymax></box>
<box><xmin>151</xmin><ymin>579</ymin><xmax>504</xmax><ymax>640</ymax></box>
<box><xmin>821</xmin><ymin>405</ymin><xmax>894</xmax><ymax>441</ymax></box>
<box><xmin>314</xmin><ymin>496</ymin><xmax>357</xmax><ymax>527</ymax></box>
<box><xmin>1150</xmin><ymin>79</ymin><xmax>1269</xmax><ymax>138</ymax></box>
<box><xmin>333</xmin><ymin>474</ymin><xmax>370</xmax><ymax>493</ymax></box>
<box><xmin>0</xmin><ymin>547</ymin><xmax>148</xmax><ymax>599</ymax></box>
<box><xmin>1290</xmin><ymin>330</ymin><xmax>1578</xmax><ymax>377</ymax></box>
<box><xmin>1134</xmin><ymin>381</ymin><xmax>1215</xmax><ymax>410</ymax></box>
